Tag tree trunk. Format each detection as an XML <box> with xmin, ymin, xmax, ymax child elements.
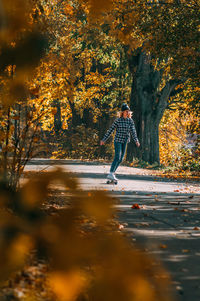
<box><xmin>68</xmin><ymin>101</ymin><xmax>82</xmax><ymax>129</ymax></box>
<box><xmin>3</xmin><ymin>107</ymin><xmax>11</xmax><ymax>178</ymax></box>
<box><xmin>126</xmin><ymin>49</ymin><xmax>180</xmax><ymax>164</ymax></box>
<box><xmin>53</xmin><ymin>99</ymin><xmax>62</xmax><ymax>133</ymax></box>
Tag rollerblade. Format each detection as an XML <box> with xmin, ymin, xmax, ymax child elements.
<box><xmin>106</xmin><ymin>173</ymin><xmax>118</xmax><ymax>185</ymax></box>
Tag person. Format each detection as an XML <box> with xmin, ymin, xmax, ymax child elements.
<box><xmin>100</xmin><ymin>103</ymin><xmax>140</xmax><ymax>182</ymax></box>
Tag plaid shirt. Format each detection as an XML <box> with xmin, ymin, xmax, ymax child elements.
<box><xmin>102</xmin><ymin>117</ymin><xmax>139</xmax><ymax>144</ymax></box>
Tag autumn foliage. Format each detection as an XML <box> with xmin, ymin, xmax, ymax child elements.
<box><xmin>1</xmin><ymin>0</ymin><xmax>199</xmax><ymax>300</ymax></box>
<box><xmin>0</xmin><ymin>170</ymin><xmax>173</xmax><ymax>301</ymax></box>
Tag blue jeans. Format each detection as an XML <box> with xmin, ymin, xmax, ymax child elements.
<box><xmin>110</xmin><ymin>141</ymin><xmax>127</xmax><ymax>173</ymax></box>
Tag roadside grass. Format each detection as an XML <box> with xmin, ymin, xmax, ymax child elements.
<box><xmin>128</xmin><ymin>159</ymin><xmax>200</xmax><ymax>182</ymax></box>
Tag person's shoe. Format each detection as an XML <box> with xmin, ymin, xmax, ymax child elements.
<box><xmin>107</xmin><ymin>173</ymin><xmax>114</xmax><ymax>180</ymax></box>
<box><xmin>106</xmin><ymin>172</ymin><xmax>118</xmax><ymax>184</ymax></box>
<box><xmin>113</xmin><ymin>174</ymin><xmax>118</xmax><ymax>181</ymax></box>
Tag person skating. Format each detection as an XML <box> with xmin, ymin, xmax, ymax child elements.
<box><xmin>100</xmin><ymin>103</ymin><xmax>140</xmax><ymax>183</ymax></box>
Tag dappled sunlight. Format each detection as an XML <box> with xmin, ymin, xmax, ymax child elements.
<box><xmin>125</xmin><ymin>228</ymin><xmax>198</xmax><ymax>238</ymax></box>
<box><xmin>164</xmin><ymin>255</ymin><xmax>189</xmax><ymax>263</ymax></box>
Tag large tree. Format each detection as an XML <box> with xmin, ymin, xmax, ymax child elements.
<box><xmin>126</xmin><ymin>49</ymin><xmax>183</xmax><ymax>163</ymax></box>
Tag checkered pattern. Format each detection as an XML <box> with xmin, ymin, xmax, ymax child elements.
<box><xmin>102</xmin><ymin>117</ymin><xmax>139</xmax><ymax>144</ymax></box>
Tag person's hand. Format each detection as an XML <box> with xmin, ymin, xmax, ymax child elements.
<box><xmin>136</xmin><ymin>141</ymin><xmax>140</xmax><ymax>147</ymax></box>
<box><xmin>100</xmin><ymin>140</ymin><xmax>105</xmax><ymax>146</ymax></box>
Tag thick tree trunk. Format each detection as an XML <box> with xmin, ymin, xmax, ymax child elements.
<box><xmin>126</xmin><ymin>49</ymin><xmax>180</xmax><ymax>164</ymax></box>
<box><xmin>53</xmin><ymin>99</ymin><xmax>62</xmax><ymax>133</ymax></box>
<box><xmin>68</xmin><ymin>101</ymin><xmax>82</xmax><ymax>129</ymax></box>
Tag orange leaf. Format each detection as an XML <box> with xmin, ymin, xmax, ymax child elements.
<box><xmin>52</xmin><ymin>108</ymin><xmax>57</xmax><ymax>115</ymax></box>
<box><xmin>30</xmin><ymin>87</ymin><xmax>39</xmax><ymax>97</ymax></box>
<box><xmin>159</xmin><ymin>244</ymin><xmax>167</xmax><ymax>249</ymax></box>
<box><xmin>182</xmin><ymin>249</ymin><xmax>190</xmax><ymax>253</ymax></box>
<box><xmin>131</xmin><ymin>204</ymin><xmax>140</xmax><ymax>209</ymax></box>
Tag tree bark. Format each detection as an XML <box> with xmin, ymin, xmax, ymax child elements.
<box><xmin>53</xmin><ymin>99</ymin><xmax>62</xmax><ymax>133</ymax></box>
<box><xmin>126</xmin><ymin>49</ymin><xmax>180</xmax><ymax>164</ymax></box>
<box><xmin>3</xmin><ymin>106</ymin><xmax>11</xmax><ymax>177</ymax></box>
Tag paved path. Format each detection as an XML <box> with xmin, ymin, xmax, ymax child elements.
<box><xmin>25</xmin><ymin>159</ymin><xmax>200</xmax><ymax>301</ymax></box>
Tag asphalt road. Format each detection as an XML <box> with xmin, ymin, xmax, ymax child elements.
<box><xmin>25</xmin><ymin>159</ymin><xmax>200</xmax><ymax>301</ymax></box>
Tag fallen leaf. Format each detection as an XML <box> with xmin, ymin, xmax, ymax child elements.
<box><xmin>159</xmin><ymin>244</ymin><xmax>167</xmax><ymax>249</ymax></box>
<box><xmin>141</xmin><ymin>222</ymin><xmax>150</xmax><ymax>227</ymax></box>
<box><xmin>131</xmin><ymin>204</ymin><xmax>140</xmax><ymax>209</ymax></box>
<box><xmin>118</xmin><ymin>224</ymin><xmax>124</xmax><ymax>230</ymax></box>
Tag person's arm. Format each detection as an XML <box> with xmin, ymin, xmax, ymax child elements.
<box><xmin>100</xmin><ymin>119</ymin><xmax>119</xmax><ymax>144</ymax></box>
<box><xmin>130</xmin><ymin>118</ymin><xmax>140</xmax><ymax>147</ymax></box>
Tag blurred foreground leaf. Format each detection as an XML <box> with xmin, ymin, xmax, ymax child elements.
<box><xmin>0</xmin><ymin>169</ymin><xmax>173</xmax><ymax>301</ymax></box>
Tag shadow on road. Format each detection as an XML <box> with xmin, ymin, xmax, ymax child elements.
<box><xmin>52</xmin><ymin>171</ymin><xmax>199</xmax><ymax>185</ymax></box>
<box><xmin>27</xmin><ymin>159</ymin><xmax>110</xmax><ymax>166</ymax></box>
<box><xmin>116</xmin><ymin>192</ymin><xmax>200</xmax><ymax>301</ymax></box>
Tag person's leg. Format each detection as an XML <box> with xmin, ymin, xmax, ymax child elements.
<box><xmin>110</xmin><ymin>142</ymin><xmax>122</xmax><ymax>173</ymax></box>
<box><xmin>113</xmin><ymin>141</ymin><xmax>127</xmax><ymax>172</ymax></box>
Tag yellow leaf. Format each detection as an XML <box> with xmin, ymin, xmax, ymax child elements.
<box><xmin>48</xmin><ymin>270</ymin><xmax>89</xmax><ymax>301</ymax></box>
